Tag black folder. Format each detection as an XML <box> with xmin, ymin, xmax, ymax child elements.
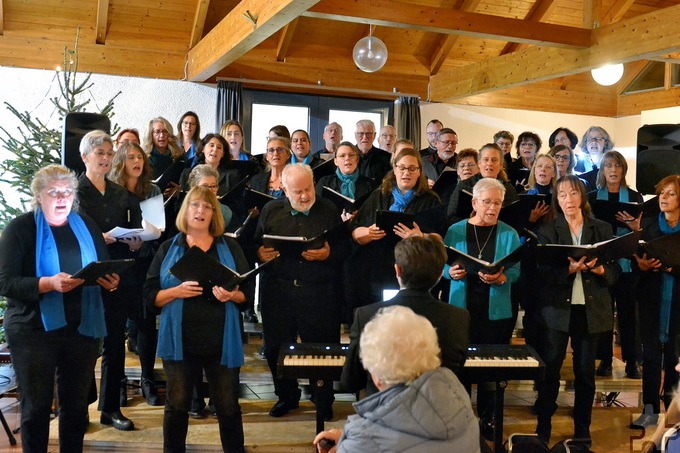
<box><xmin>223</xmin><ymin>211</ymin><xmax>256</xmax><ymax>239</ymax></box>
<box><xmin>261</xmin><ymin>222</ymin><xmax>347</xmax><ymax>256</ymax></box>
<box><xmin>170</xmin><ymin>246</ymin><xmax>276</xmax><ymax>290</ymax></box>
<box><xmin>72</xmin><ymin>259</ymin><xmax>136</xmax><ymax>286</ymax></box>
<box><xmin>312</xmin><ymin>159</ymin><xmax>336</xmax><ymax>181</ymax></box>
<box><xmin>218</xmin><ymin>175</ymin><xmax>252</xmax><ymax>205</ymax></box>
<box><xmin>535</xmin><ymin>230</ymin><xmax>642</xmax><ymax>265</ymax></box>
<box><xmin>455</xmin><ymin>189</ymin><xmax>474</xmax><ymax>220</ymax></box>
<box><xmin>578</xmin><ymin>169</ymin><xmax>598</xmax><ymax>189</ymax></box>
<box><xmin>445</xmin><ymin>244</ymin><xmax>524</xmax><ymax>275</ymax></box>
<box><xmin>230</xmin><ymin>160</ymin><xmax>260</xmax><ymax>180</ymax></box>
<box><xmin>431</xmin><ymin>168</ymin><xmax>458</xmax><ymax>198</ymax></box>
<box><xmin>499</xmin><ymin>194</ymin><xmax>550</xmax><ymax>231</ymax></box>
<box><xmin>375</xmin><ymin>210</ymin><xmax>414</xmax><ymax>233</ymax></box>
<box><xmin>152</xmin><ymin>158</ymin><xmax>186</xmax><ymax>192</ymax></box>
<box><xmin>321</xmin><ymin>187</ymin><xmax>371</xmax><ymax>212</ymax></box>
<box><xmin>641</xmin><ymin>196</ymin><xmax>661</xmax><ymax>218</ymax></box>
<box><xmin>243</xmin><ymin>186</ymin><xmax>277</xmax><ymax>211</ymax></box>
<box><xmin>638</xmin><ymin>230</ymin><xmax>680</xmax><ymax>269</ymax></box>
<box><xmin>590</xmin><ymin>199</ymin><xmax>642</xmax><ymax>231</ymax></box>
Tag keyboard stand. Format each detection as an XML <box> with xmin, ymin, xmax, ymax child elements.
<box><xmin>490</xmin><ymin>380</ymin><xmax>508</xmax><ymax>453</ymax></box>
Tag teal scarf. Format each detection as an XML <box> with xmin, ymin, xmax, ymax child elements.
<box><xmin>658</xmin><ymin>213</ymin><xmax>680</xmax><ymax>343</ymax></box>
<box><xmin>291</xmin><ymin>154</ymin><xmax>312</xmax><ymax>165</ymax></box>
<box><xmin>157</xmin><ymin>235</ymin><xmax>244</xmax><ymax>367</ymax></box>
<box><xmin>389</xmin><ymin>188</ymin><xmax>415</xmax><ymax>212</ymax></box>
<box><xmin>335</xmin><ymin>168</ymin><xmax>359</xmax><ymax>199</ymax></box>
<box><xmin>34</xmin><ymin>209</ymin><xmax>106</xmax><ymax>338</ymax></box>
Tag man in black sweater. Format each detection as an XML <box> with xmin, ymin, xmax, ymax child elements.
<box><xmin>341</xmin><ymin>234</ymin><xmax>470</xmax><ymax>396</ymax></box>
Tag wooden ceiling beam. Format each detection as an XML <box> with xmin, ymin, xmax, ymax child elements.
<box><xmin>95</xmin><ymin>0</ymin><xmax>109</xmax><ymax>44</ymax></box>
<box><xmin>499</xmin><ymin>0</ymin><xmax>558</xmax><ymax>55</ymax></box>
<box><xmin>186</xmin><ymin>0</ymin><xmax>321</xmax><ymax>82</ymax></box>
<box><xmin>189</xmin><ymin>0</ymin><xmax>210</xmax><ymax>49</ymax></box>
<box><xmin>0</xmin><ymin>0</ymin><xmax>4</xmax><ymax>36</ymax></box>
<box><xmin>276</xmin><ymin>17</ymin><xmax>298</xmax><ymax>62</ymax></box>
<box><xmin>429</xmin><ymin>0</ymin><xmax>482</xmax><ymax>75</ymax></box>
<box><xmin>304</xmin><ymin>0</ymin><xmax>590</xmax><ymax>49</ymax></box>
<box><xmin>602</xmin><ymin>0</ymin><xmax>636</xmax><ymax>24</ymax></box>
<box><xmin>615</xmin><ymin>60</ymin><xmax>648</xmax><ymax>95</ymax></box>
<box><xmin>430</xmin><ymin>4</ymin><xmax>680</xmax><ymax>101</ymax></box>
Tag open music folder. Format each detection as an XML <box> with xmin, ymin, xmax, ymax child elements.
<box><xmin>445</xmin><ymin>243</ymin><xmax>524</xmax><ymax>275</ymax></box>
<box><xmin>243</xmin><ymin>186</ymin><xmax>277</xmax><ymax>211</ymax></box>
<box><xmin>152</xmin><ymin>158</ymin><xmax>185</xmax><ymax>192</ymax></box>
<box><xmin>72</xmin><ymin>259</ymin><xmax>136</xmax><ymax>285</ymax></box>
<box><xmin>638</xmin><ymin>230</ymin><xmax>680</xmax><ymax>269</ymax></box>
<box><xmin>499</xmin><ymin>193</ymin><xmax>550</xmax><ymax>231</ymax></box>
<box><xmin>535</xmin><ymin>229</ymin><xmax>642</xmax><ymax>265</ymax></box>
<box><xmin>169</xmin><ymin>246</ymin><xmax>277</xmax><ymax>290</ymax></box>
<box><xmin>321</xmin><ymin>187</ymin><xmax>371</xmax><ymax>213</ymax></box>
<box><xmin>590</xmin><ymin>198</ymin><xmax>642</xmax><ymax>231</ymax></box>
<box><xmin>261</xmin><ymin>221</ymin><xmax>348</xmax><ymax>256</ymax></box>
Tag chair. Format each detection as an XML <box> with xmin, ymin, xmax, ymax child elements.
<box><xmin>0</xmin><ymin>344</ymin><xmax>18</xmax><ymax>446</ymax></box>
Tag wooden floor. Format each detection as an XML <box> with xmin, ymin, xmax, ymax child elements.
<box><xmin>0</xmin><ymin>338</ymin><xmax>665</xmax><ymax>452</ymax></box>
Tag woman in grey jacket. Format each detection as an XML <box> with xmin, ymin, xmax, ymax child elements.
<box><xmin>313</xmin><ymin>306</ymin><xmax>480</xmax><ymax>453</ymax></box>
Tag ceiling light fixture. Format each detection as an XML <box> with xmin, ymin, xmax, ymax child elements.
<box><xmin>591</xmin><ymin>63</ymin><xmax>624</xmax><ymax>86</ymax></box>
<box><xmin>352</xmin><ymin>25</ymin><xmax>388</xmax><ymax>73</ymax></box>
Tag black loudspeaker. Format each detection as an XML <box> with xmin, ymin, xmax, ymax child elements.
<box><xmin>61</xmin><ymin>112</ymin><xmax>111</xmax><ymax>175</ymax></box>
<box><xmin>636</xmin><ymin>124</ymin><xmax>680</xmax><ymax>195</ymax></box>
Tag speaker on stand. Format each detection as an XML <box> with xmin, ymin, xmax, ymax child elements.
<box><xmin>61</xmin><ymin>112</ymin><xmax>111</xmax><ymax>175</ymax></box>
<box><xmin>636</xmin><ymin>124</ymin><xmax>680</xmax><ymax>195</ymax></box>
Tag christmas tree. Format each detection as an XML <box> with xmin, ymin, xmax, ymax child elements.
<box><xmin>0</xmin><ymin>28</ymin><xmax>120</xmax><ymax>229</ymax></box>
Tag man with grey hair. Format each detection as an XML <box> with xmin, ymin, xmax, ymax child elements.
<box><xmin>377</xmin><ymin>125</ymin><xmax>397</xmax><ymax>153</ymax></box>
<box><xmin>314</xmin><ymin>122</ymin><xmax>343</xmax><ymax>158</ymax></box>
<box><xmin>354</xmin><ymin>119</ymin><xmax>391</xmax><ymax>183</ymax></box>
<box><xmin>254</xmin><ymin>164</ymin><xmax>343</xmax><ymax>421</ymax></box>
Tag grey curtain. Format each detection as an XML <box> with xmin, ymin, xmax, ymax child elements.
<box><xmin>396</xmin><ymin>96</ymin><xmax>420</xmax><ymax>149</ymax></box>
<box><xmin>216</xmin><ymin>81</ymin><xmax>243</xmax><ymax>132</ymax></box>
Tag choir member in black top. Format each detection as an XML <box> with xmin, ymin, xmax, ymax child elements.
<box><xmin>77</xmin><ymin>130</ymin><xmax>142</xmax><ymax>431</ymax></box>
<box><xmin>248</xmin><ymin>137</ymin><xmax>291</xmax><ymax>198</ymax></box>
<box><xmin>507</xmin><ymin>131</ymin><xmax>541</xmax><ymax>194</ymax></box>
<box><xmin>254</xmin><ymin>164</ymin><xmax>343</xmax><ymax>421</ymax></box>
<box><xmin>354</xmin><ymin>119</ymin><xmax>391</xmax><ymax>183</ymax></box>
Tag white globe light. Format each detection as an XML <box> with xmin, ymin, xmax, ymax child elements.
<box><xmin>591</xmin><ymin>63</ymin><xmax>624</xmax><ymax>86</ymax></box>
<box><xmin>353</xmin><ymin>36</ymin><xmax>388</xmax><ymax>73</ymax></box>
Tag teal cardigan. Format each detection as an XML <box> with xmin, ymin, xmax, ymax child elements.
<box><xmin>443</xmin><ymin>219</ymin><xmax>521</xmax><ymax>320</ymax></box>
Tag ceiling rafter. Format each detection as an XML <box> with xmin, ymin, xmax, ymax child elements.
<box><xmin>0</xmin><ymin>0</ymin><xmax>4</xmax><ymax>36</ymax></box>
<box><xmin>499</xmin><ymin>0</ymin><xmax>559</xmax><ymax>56</ymax></box>
<box><xmin>276</xmin><ymin>17</ymin><xmax>299</xmax><ymax>62</ymax></box>
<box><xmin>615</xmin><ymin>60</ymin><xmax>648</xmax><ymax>95</ymax></box>
<box><xmin>95</xmin><ymin>0</ymin><xmax>109</xmax><ymax>44</ymax></box>
<box><xmin>429</xmin><ymin>3</ymin><xmax>680</xmax><ymax>101</ymax></box>
<box><xmin>190</xmin><ymin>0</ymin><xmax>211</xmax><ymax>49</ymax></box>
<box><xmin>303</xmin><ymin>0</ymin><xmax>590</xmax><ymax>49</ymax></box>
<box><xmin>429</xmin><ymin>0</ymin><xmax>482</xmax><ymax>75</ymax></box>
<box><xmin>187</xmin><ymin>0</ymin><xmax>321</xmax><ymax>81</ymax></box>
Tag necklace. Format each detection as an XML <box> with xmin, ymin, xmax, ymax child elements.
<box><xmin>473</xmin><ymin>223</ymin><xmax>496</xmax><ymax>259</ymax></box>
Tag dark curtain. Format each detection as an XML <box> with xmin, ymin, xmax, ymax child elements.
<box><xmin>396</xmin><ymin>96</ymin><xmax>420</xmax><ymax>149</ymax></box>
<box><xmin>216</xmin><ymin>81</ymin><xmax>243</xmax><ymax>132</ymax></box>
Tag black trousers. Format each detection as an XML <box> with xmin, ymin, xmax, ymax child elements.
<box><xmin>640</xmin><ymin>330</ymin><xmax>679</xmax><ymax>413</ymax></box>
<box><xmin>260</xmin><ymin>277</ymin><xmax>340</xmax><ymax>405</ymax></box>
<box><xmin>597</xmin><ymin>272</ymin><xmax>641</xmax><ymax>364</ymax></box>
<box><xmin>98</xmin><ymin>290</ymin><xmax>129</xmax><ymax>412</ymax></box>
<box><xmin>8</xmin><ymin>326</ymin><xmax>98</xmax><ymax>453</ymax></box>
<box><xmin>536</xmin><ymin>306</ymin><xmax>599</xmax><ymax>435</ymax></box>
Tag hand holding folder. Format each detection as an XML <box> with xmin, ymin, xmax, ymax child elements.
<box><xmin>446</xmin><ymin>244</ymin><xmax>524</xmax><ymax>275</ymax></box>
<box><xmin>536</xmin><ymin>230</ymin><xmax>641</xmax><ymax>265</ymax></box>
<box><xmin>72</xmin><ymin>259</ymin><xmax>136</xmax><ymax>286</ymax></box>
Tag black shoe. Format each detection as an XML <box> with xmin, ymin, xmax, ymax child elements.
<box><xmin>269</xmin><ymin>400</ymin><xmax>299</xmax><ymax>417</ymax></box>
<box><xmin>625</xmin><ymin>361</ymin><xmax>643</xmax><ymax>379</ymax></box>
<box><xmin>141</xmin><ymin>378</ymin><xmax>161</xmax><ymax>406</ymax></box>
<box><xmin>574</xmin><ymin>428</ymin><xmax>592</xmax><ymax>447</ymax></box>
<box><xmin>209</xmin><ymin>404</ymin><xmax>217</xmax><ymax>419</ymax></box>
<box><xmin>536</xmin><ymin>418</ymin><xmax>551</xmax><ymax>445</ymax></box>
<box><xmin>596</xmin><ymin>360</ymin><xmax>612</xmax><ymax>377</ymax></box>
<box><xmin>100</xmin><ymin>411</ymin><xmax>134</xmax><ymax>431</ymax></box>
<box><xmin>630</xmin><ymin>404</ymin><xmax>659</xmax><ymax>429</ymax></box>
<box><xmin>120</xmin><ymin>380</ymin><xmax>128</xmax><ymax>407</ymax></box>
<box><xmin>480</xmin><ymin>418</ymin><xmax>495</xmax><ymax>442</ymax></box>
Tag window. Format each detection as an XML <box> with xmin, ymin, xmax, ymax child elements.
<box><xmin>251</xmin><ymin>104</ymin><xmax>309</xmax><ymax>156</ymax></box>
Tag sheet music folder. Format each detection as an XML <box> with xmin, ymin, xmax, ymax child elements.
<box><xmin>72</xmin><ymin>259</ymin><xmax>136</xmax><ymax>285</ymax></box>
<box><xmin>243</xmin><ymin>187</ymin><xmax>277</xmax><ymax>211</ymax></box>
<box><xmin>446</xmin><ymin>244</ymin><xmax>524</xmax><ymax>275</ymax></box>
<box><xmin>590</xmin><ymin>199</ymin><xmax>642</xmax><ymax>230</ymax></box>
<box><xmin>375</xmin><ymin>210</ymin><xmax>414</xmax><ymax>233</ymax></box>
<box><xmin>170</xmin><ymin>246</ymin><xmax>276</xmax><ymax>290</ymax></box>
<box><xmin>638</xmin><ymin>230</ymin><xmax>680</xmax><ymax>269</ymax></box>
<box><xmin>261</xmin><ymin>222</ymin><xmax>347</xmax><ymax>256</ymax></box>
<box><xmin>536</xmin><ymin>230</ymin><xmax>642</xmax><ymax>264</ymax></box>
<box><xmin>322</xmin><ymin>187</ymin><xmax>370</xmax><ymax>212</ymax></box>
<box><xmin>499</xmin><ymin>194</ymin><xmax>550</xmax><ymax>230</ymax></box>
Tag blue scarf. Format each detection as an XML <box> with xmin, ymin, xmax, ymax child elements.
<box><xmin>237</xmin><ymin>152</ymin><xmax>250</xmax><ymax>161</ymax></box>
<box><xmin>658</xmin><ymin>213</ymin><xmax>680</xmax><ymax>343</ymax></box>
<box><xmin>157</xmin><ymin>235</ymin><xmax>244</xmax><ymax>367</ymax></box>
<box><xmin>290</xmin><ymin>154</ymin><xmax>313</xmax><ymax>165</ymax></box>
<box><xmin>335</xmin><ymin>168</ymin><xmax>359</xmax><ymax>199</ymax></box>
<box><xmin>34</xmin><ymin>209</ymin><xmax>106</xmax><ymax>338</ymax></box>
<box><xmin>597</xmin><ymin>188</ymin><xmax>632</xmax><ymax>272</ymax></box>
<box><xmin>389</xmin><ymin>188</ymin><xmax>416</xmax><ymax>212</ymax></box>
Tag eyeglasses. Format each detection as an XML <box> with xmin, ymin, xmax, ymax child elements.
<box><xmin>199</xmin><ymin>184</ymin><xmax>219</xmax><ymax>190</ymax></box>
<box><xmin>587</xmin><ymin>137</ymin><xmax>606</xmax><ymax>143</ymax></box>
<box><xmin>426</xmin><ymin>131</ymin><xmax>438</xmax><ymax>136</ymax></box>
<box><xmin>267</xmin><ymin>147</ymin><xmax>287</xmax><ymax>154</ymax></box>
<box><xmin>45</xmin><ymin>188</ymin><xmax>74</xmax><ymax>198</ymax></box>
<box><xmin>324</xmin><ymin>127</ymin><xmax>341</xmax><ymax>134</ymax></box>
<box><xmin>479</xmin><ymin>199</ymin><xmax>502</xmax><ymax>208</ymax></box>
<box><xmin>355</xmin><ymin>132</ymin><xmax>375</xmax><ymax>137</ymax></box>
<box><xmin>458</xmin><ymin>163</ymin><xmax>477</xmax><ymax>169</ymax></box>
<box><xmin>182</xmin><ymin>121</ymin><xmax>197</xmax><ymax>127</ymax></box>
<box><xmin>439</xmin><ymin>140</ymin><xmax>458</xmax><ymax>146</ymax></box>
<box><xmin>394</xmin><ymin>165</ymin><xmax>420</xmax><ymax>173</ymax></box>
<box><xmin>554</xmin><ymin>154</ymin><xmax>570</xmax><ymax>161</ymax></box>
<box><xmin>153</xmin><ymin>129</ymin><xmax>169</xmax><ymax>136</ymax></box>
<box><xmin>520</xmin><ymin>142</ymin><xmax>536</xmax><ymax>148</ymax></box>
<box><xmin>188</xmin><ymin>201</ymin><xmax>214</xmax><ymax>212</ymax></box>
<box><xmin>336</xmin><ymin>153</ymin><xmax>358</xmax><ymax>160</ymax></box>
<box><xmin>603</xmin><ymin>162</ymin><xmax>623</xmax><ymax>169</ymax></box>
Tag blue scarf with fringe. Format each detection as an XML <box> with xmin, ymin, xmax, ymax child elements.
<box><xmin>34</xmin><ymin>209</ymin><xmax>106</xmax><ymax>338</ymax></box>
<box><xmin>157</xmin><ymin>235</ymin><xmax>244</xmax><ymax>367</ymax></box>
<box><xmin>389</xmin><ymin>187</ymin><xmax>415</xmax><ymax>212</ymax></box>
<box><xmin>335</xmin><ymin>168</ymin><xmax>359</xmax><ymax>199</ymax></box>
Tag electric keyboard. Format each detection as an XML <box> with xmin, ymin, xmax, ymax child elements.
<box><xmin>277</xmin><ymin>343</ymin><xmax>349</xmax><ymax>381</ymax></box>
<box><xmin>462</xmin><ymin>344</ymin><xmax>544</xmax><ymax>383</ymax></box>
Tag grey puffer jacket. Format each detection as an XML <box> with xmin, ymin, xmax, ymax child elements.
<box><xmin>338</xmin><ymin>367</ymin><xmax>481</xmax><ymax>453</ymax></box>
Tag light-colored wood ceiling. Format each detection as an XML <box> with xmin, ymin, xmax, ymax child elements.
<box><xmin>1</xmin><ymin>0</ymin><xmax>680</xmax><ymax>116</ymax></box>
